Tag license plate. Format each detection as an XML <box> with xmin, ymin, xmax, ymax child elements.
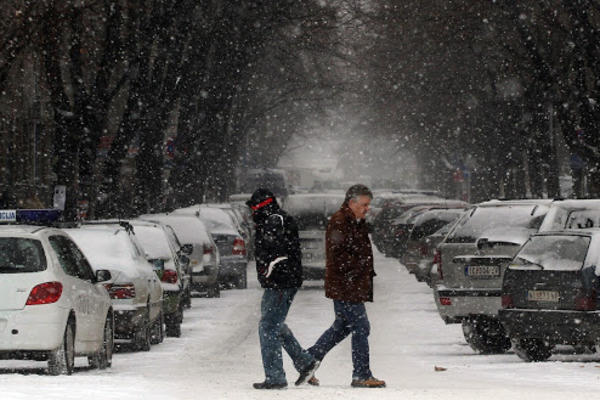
<box><xmin>465</xmin><ymin>265</ymin><xmax>500</xmax><ymax>277</ymax></box>
<box><xmin>527</xmin><ymin>290</ymin><xmax>559</xmax><ymax>302</ymax></box>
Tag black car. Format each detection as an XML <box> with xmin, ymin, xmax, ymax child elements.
<box><xmin>499</xmin><ymin>230</ymin><xmax>599</xmax><ymax>361</ymax></box>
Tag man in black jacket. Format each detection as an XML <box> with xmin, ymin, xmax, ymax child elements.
<box><xmin>247</xmin><ymin>188</ymin><xmax>319</xmax><ymax>390</ymax></box>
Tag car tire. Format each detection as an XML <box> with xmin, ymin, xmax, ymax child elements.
<box><xmin>462</xmin><ymin>316</ymin><xmax>511</xmax><ymax>354</ymax></box>
<box><xmin>48</xmin><ymin>318</ymin><xmax>75</xmax><ymax>375</ymax></box>
<box><xmin>166</xmin><ymin>323</ymin><xmax>181</xmax><ymax>338</ymax></box>
<box><xmin>150</xmin><ymin>311</ymin><xmax>164</xmax><ymax>345</ymax></box>
<box><xmin>135</xmin><ymin>310</ymin><xmax>152</xmax><ymax>352</ymax></box>
<box><xmin>89</xmin><ymin>315</ymin><xmax>113</xmax><ymax>369</ymax></box>
<box><xmin>207</xmin><ymin>283</ymin><xmax>220</xmax><ymax>298</ymax></box>
<box><xmin>514</xmin><ymin>338</ymin><xmax>553</xmax><ymax>362</ymax></box>
<box><xmin>184</xmin><ymin>288</ymin><xmax>192</xmax><ymax>308</ymax></box>
<box><xmin>235</xmin><ymin>269</ymin><xmax>247</xmax><ymax>289</ymax></box>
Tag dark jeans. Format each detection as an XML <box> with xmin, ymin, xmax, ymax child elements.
<box><xmin>308</xmin><ymin>300</ymin><xmax>372</xmax><ymax>380</ymax></box>
<box><xmin>259</xmin><ymin>288</ymin><xmax>314</xmax><ymax>384</ymax></box>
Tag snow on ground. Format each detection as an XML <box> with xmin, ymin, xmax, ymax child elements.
<box><xmin>3</xmin><ymin>249</ymin><xmax>600</xmax><ymax>399</ymax></box>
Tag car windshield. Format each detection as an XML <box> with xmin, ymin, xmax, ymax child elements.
<box><xmin>0</xmin><ymin>238</ymin><xmax>47</xmax><ymax>273</ymax></box>
<box><xmin>510</xmin><ymin>235</ymin><xmax>590</xmax><ymax>271</ymax></box>
<box><xmin>446</xmin><ymin>205</ymin><xmax>544</xmax><ymax>243</ymax></box>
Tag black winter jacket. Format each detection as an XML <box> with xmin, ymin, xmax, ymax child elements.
<box><xmin>253</xmin><ymin>205</ymin><xmax>303</xmax><ymax>289</ymax></box>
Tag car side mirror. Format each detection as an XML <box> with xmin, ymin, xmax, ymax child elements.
<box><xmin>96</xmin><ymin>269</ymin><xmax>112</xmax><ymax>283</ymax></box>
<box><xmin>181</xmin><ymin>244</ymin><xmax>193</xmax><ymax>255</ymax></box>
<box><xmin>179</xmin><ymin>254</ymin><xmax>190</xmax><ymax>267</ymax></box>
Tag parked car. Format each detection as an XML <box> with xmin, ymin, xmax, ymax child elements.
<box><xmin>130</xmin><ymin>221</ymin><xmax>187</xmax><ymax>338</ymax></box>
<box><xmin>0</xmin><ymin>224</ymin><xmax>113</xmax><ymax>375</ymax></box>
<box><xmin>499</xmin><ymin>230</ymin><xmax>599</xmax><ymax>361</ymax></box>
<box><xmin>283</xmin><ymin>192</ymin><xmax>346</xmax><ymax>280</ymax></box>
<box><xmin>401</xmin><ymin>208</ymin><xmax>466</xmax><ymax>279</ymax></box>
<box><xmin>386</xmin><ymin>202</ymin><xmax>468</xmax><ymax>258</ymax></box>
<box><xmin>174</xmin><ymin>206</ymin><xmax>248</xmax><ymax>289</ymax></box>
<box><xmin>434</xmin><ymin>199</ymin><xmax>552</xmax><ymax>354</ymax></box>
<box><xmin>371</xmin><ymin>196</ymin><xmax>454</xmax><ymax>255</ymax></box>
<box><xmin>138</xmin><ymin>213</ymin><xmax>220</xmax><ymax>298</ymax></box>
<box><xmin>66</xmin><ymin>223</ymin><xmax>163</xmax><ymax>351</ymax></box>
<box><xmin>415</xmin><ymin>219</ymin><xmax>463</xmax><ymax>287</ymax></box>
<box><xmin>199</xmin><ymin>203</ymin><xmax>253</xmax><ymax>259</ymax></box>
<box><xmin>538</xmin><ymin>199</ymin><xmax>600</xmax><ymax>232</ymax></box>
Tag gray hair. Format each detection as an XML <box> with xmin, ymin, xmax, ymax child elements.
<box><xmin>344</xmin><ymin>184</ymin><xmax>373</xmax><ymax>205</ymax></box>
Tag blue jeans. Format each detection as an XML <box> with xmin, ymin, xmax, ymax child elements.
<box><xmin>259</xmin><ymin>288</ymin><xmax>315</xmax><ymax>384</ymax></box>
<box><xmin>308</xmin><ymin>300</ymin><xmax>372</xmax><ymax>380</ymax></box>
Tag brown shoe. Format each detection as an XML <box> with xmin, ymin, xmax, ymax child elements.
<box><xmin>351</xmin><ymin>377</ymin><xmax>386</xmax><ymax>388</ymax></box>
<box><xmin>308</xmin><ymin>376</ymin><xmax>320</xmax><ymax>386</ymax></box>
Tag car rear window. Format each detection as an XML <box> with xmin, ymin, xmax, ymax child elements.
<box><xmin>565</xmin><ymin>210</ymin><xmax>600</xmax><ymax>229</ymax></box>
<box><xmin>510</xmin><ymin>235</ymin><xmax>590</xmax><ymax>271</ymax></box>
<box><xmin>446</xmin><ymin>205</ymin><xmax>544</xmax><ymax>243</ymax></box>
<box><xmin>0</xmin><ymin>238</ymin><xmax>47</xmax><ymax>273</ymax></box>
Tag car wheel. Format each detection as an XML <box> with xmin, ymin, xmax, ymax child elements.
<box><xmin>462</xmin><ymin>316</ymin><xmax>511</xmax><ymax>354</ymax></box>
<box><xmin>514</xmin><ymin>338</ymin><xmax>553</xmax><ymax>362</ymax></box>
<box><xmin>235</xmin><ymin>269</ymin><xmax>247</xmax><ymax>289</ymax></box>
<box><xmin>166</xmin><ymin>322</ymin><xmax>181</xmax><ymax>338</ymax></box>
<box><xmin>135</xmin><ymin>311</ymin><xmax>152</xmax><ymax>351</ymax></box>
<box><xmin>48</xmin><ymin>318</ymin><xmax>75</xmax><ymax>375</ymax></box>
<box><xmin>184</xmin><ymin>288</ymin><xmax>192</xmax><ymax>308</ymax></box>
<box><xmin>207</xmin><ymin>283</ymin><xmax>221</xmax><ymax>298</ymax></box>
<box><xmin>150</xmin><ymin>311</ymin><xmax>164</xmax><ymax>345</ymax></box>
<box><xmin>89</xmin><ymin>315</ymin><xmax>114</xmax><ymax>369</ymax></box>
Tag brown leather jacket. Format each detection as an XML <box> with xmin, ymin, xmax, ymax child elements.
<box><xmin>324</xmin><ymin>204</ymin><xmax>375</xmax><ymax>303</ymax></box>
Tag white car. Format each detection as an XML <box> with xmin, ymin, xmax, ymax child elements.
<box><xmin>174</xmin><ymin>206</ymin><xmax>248</xmax><ymax>289</ymax></box>
<box><xmin>66</xmin><ymin>224</ymin><xmax>163</xmax><ymax>351</ymax></box>
<box><xmin>138</xmin><ymin>214</ymin><xmax>221</xmax><ymax>298</ymax></box>
<box><xmin>0</xmin><ymin>225</ymin><xmax>113</xmax><ymax>375</ymax></box>
<box><xmin>130</xmin><ymin>221</ymin><xmax>186</xmax><ymax>337</ymax></box>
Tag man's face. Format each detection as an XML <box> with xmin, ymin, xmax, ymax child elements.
<box><xmin>348</xmin><ymin>195</ymin><xmax>371</xmax><ymax>220</ymax></box>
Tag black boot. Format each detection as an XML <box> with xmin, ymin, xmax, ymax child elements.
<box><xmin>253</xmin><ymin>381</ymin><xmax>287</xmax><ymax>390</ymax></box>
<box><xmin>295</xmin><ymin>359</ymin><xmax>321</xmax><ymax>386</ymax></box>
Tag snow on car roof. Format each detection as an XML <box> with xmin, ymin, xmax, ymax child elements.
<box><xmin>0</xmin><ymin>225</ymin><xmax>52</xmax><ymax>235</ymax></box>
<box><xmin>137</xmin><ymin>213</ymin><xmax>212</xmax><ymax>244</ymax></box>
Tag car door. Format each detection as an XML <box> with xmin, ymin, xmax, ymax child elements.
<box><xmin>68</xmin><ymin>238</ymin><xmax>109</xmax><ymax>343</ymax></box>
<box><xmin>48</xmin><ymin>235</ymin><xmax>95</xmax><ymax>344</ymax></box>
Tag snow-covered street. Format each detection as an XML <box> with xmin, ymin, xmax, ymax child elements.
<box><xmin>3</xmin><ymin>248</ymin><xmax>600</xmax><ymax>399</ymax></box>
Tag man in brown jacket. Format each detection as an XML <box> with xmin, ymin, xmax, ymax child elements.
<box><xmin>301</xmin><ymin>184</ymin><xmax>385</xmax><ymax>388</ymax></box>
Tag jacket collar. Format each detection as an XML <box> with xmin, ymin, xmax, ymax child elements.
<box><xmin>341</xmin><ymin>204</ymin><xmax>363</xmax><ymax>224</ymax></box>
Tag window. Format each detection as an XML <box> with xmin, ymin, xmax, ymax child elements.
<box><xmin>0</xmin><ymin>238</ymin><xmax>47</xmax><ymax>273</ymax></box>
<box><xmin>49</xmin><ymin>235</ymin><xmax>80</xmax><ymax>277</ymax></box>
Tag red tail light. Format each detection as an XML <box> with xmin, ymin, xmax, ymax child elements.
<box><xmin>232</xmin><ymin>237</ymin><xmax>246</xmax><ymax>256</ymax></box>
<box><xmin>161</xmin><ymin>269</ymin><xmax>178</xmax><ymax>284</ymax></box>
<box><xmin>26</xmin><ymin>282</ymin><xmax>63</xmax><ymax>305</ymax></box>
<box><xmin>501</xmin><ymin>294</ymin><xmax>514</xmax><ymax>309</ymax></box>
<box><xmin>203</xmin><ymin>244</ymin><xmax>213</xmax><ymax>255</ymax></box>
<box><xmin>104</xmin><ymin>283</ymin><xmax>136</xmax><ymax>299</ymax></box>
<box><xmin>575</xmin><ymin>290</ymin><xmax>596</xmax><ymax>311</ymax></box>
<box><xmin>433</xmin><ymin>249</ymin><xmax>443</xmax><ymax>280</ymax></box>
<box><xmin>439</xmin><ymin>297</ymin><xmax>452</xmax><ymax>306</ymax></box>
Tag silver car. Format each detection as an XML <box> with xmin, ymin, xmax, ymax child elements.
<box><xmin>283</xmin><ymin>193</ymin><xmax>346</xmax><ymax>280</ymax></box>
<box><xmin>434</xmin><ymin>199</ymin><xmax>552</xmax><ymax>354</ymax></box>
